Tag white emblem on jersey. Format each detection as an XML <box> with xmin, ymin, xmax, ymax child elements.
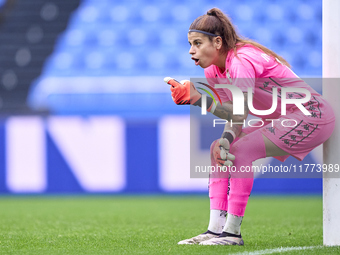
<box><xmin>261</xmin><ymin>53</ymin><xmax>270</xmax><ymax>62</ymax></box>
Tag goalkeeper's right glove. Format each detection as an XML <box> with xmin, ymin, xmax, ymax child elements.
<box><xmin>164</xmin><ymin>77</ymin><xmax>201</xmax><ymax>105</ymax></box>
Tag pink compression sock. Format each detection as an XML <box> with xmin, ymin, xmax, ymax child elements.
<box><xmin>209</xmin><ymin>130</ymin><xmax>267</xmax><ymax>216</ymax></box>
<box><xmin>209</xmin><ymin>139</ymin><xmax>229</xmax><ymax>211</ymax></box>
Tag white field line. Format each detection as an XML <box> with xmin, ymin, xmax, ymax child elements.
<box><xmin>233</xmin><ymin>245</ymin><xmax>323</xmax><ymax>255</ymax></box>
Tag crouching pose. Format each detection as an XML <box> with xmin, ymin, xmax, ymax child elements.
<box><xmin>165</xmin><ymin>7</ymin><xmax>335</xmax><ymax>246</ymax></box>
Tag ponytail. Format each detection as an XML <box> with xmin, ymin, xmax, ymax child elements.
<box><xmin>189</xmin><ymin>8</ymin><xmax>291</xmax><ymax>68</ymax></box>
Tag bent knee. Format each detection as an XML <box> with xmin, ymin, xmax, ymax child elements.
<box><xmin>230</xmin><ymin>137</ymin><xmax>250</xmax><ymax>155</ymax></box>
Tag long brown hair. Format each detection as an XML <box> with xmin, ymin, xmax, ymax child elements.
<box><xmin>189</xmin><ymin>7</ymin><xmax>291</xmax><ymax>68</ymax></box>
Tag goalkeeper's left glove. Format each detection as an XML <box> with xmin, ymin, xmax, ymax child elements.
<box><xmin>164</xmin><ymin>77</ymin><xmax>201</xmax><ymax>105</ymax></box>
<box><xmin>212</xmin><ymin>137</ymin><xmax>236</xmax><ymax>167</ymax></box>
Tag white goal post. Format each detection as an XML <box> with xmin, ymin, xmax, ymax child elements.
<box><xmin>322</xmin><ymin>0</ymin><xmax>340</xmax><ymax>246</ymax></box>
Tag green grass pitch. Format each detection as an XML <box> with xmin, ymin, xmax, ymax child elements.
<box><xmin>0</xmin><ymin>195</ymin><xmax>339</xmax><ymax>254</ymax></box>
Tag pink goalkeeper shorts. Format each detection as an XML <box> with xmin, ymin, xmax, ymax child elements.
<box><xmin>242</xmin><ymin>112</ymin><xmax>335</xmax><ymax>162</ymax></box>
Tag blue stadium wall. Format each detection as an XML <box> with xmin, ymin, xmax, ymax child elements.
<box><xmin>0</xmin><ymin>115</ymin><xmax>322</xmax><ymax>194</ymax></box>
<box><xmin>18</xmin><ymin>0</ymin><xmax>324</xmax><ymax>195</ymax></box>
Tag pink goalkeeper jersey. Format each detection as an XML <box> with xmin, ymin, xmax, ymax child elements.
<box><xmin>204</xmin><ymin>44</ymin><xmax>334</xmax><ymax>123</ymax></box>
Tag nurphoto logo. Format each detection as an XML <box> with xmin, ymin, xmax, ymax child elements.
<box><xmin>199</xmin><ymin>83</ymin><xmax>312</xmax><ymax>128</ymax></box>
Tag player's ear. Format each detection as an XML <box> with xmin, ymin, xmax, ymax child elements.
<box><xmin>214</xmin><ymin>36</ymin><xmax>223</xmax><ymax>50</ymax></box>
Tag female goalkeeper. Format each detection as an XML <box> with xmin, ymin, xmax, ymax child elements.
<box><xmin>166</xmin><ymin>7</ymin><xmax>335</xmax><ymax>246</ymax></box>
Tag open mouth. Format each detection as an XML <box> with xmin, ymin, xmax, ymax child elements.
<box><xmin>191</xmin><ymin>57</ymin><xmax>200</xmax><ymax>66</ymax></box>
